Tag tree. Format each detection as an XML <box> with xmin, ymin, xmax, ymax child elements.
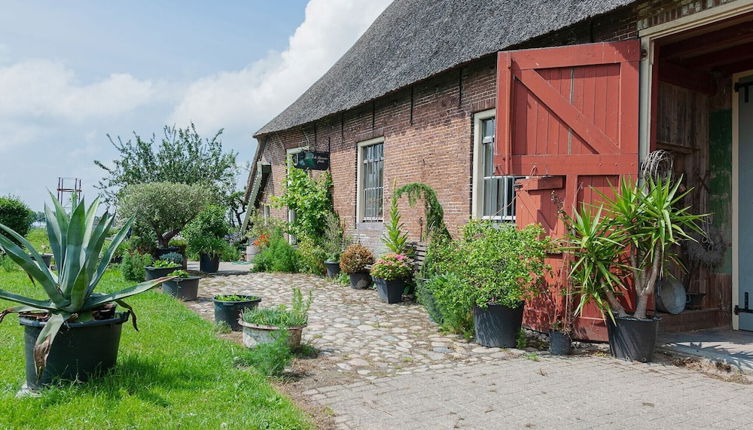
<box><xmin>95</xmin><ymin>124</ymin><xmax>238</xmax><ymax>205</ymax></box>
<box><xmin>118</xmin><ymin>182</ymin><xmax>212</xmax><ymax>248</ymax></box>
<box><xmin>0</xmin><ymin>195</ymin><xmax>33</xmax><ymax>242</ymax></box>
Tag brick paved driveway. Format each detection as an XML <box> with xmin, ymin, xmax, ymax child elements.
<box><xmin>190</xmin><ymin>274</ymin><xmax>752</xmax><ymax>429</ymax></box>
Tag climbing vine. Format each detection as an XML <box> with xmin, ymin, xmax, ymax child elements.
<box><xmin>271</xmin><ymin>166</ymin><xmax>333</xmax><ymax>241</ymax></box>
<box><xmin>392</xmin><ymin>183</ymin><xmax>450</xmax><ymax>242</ymax></box>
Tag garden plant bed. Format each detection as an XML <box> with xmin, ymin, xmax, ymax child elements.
<box><xmin>0</xmin><ymin>268</ymin><xmax>311</xmax><ymax>429</ymax></box>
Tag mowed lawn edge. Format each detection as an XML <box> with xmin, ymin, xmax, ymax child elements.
<box><xmin>0</xmin><ymin>269</ymin><xmax>312</xmax><ymax>430</ymax></box>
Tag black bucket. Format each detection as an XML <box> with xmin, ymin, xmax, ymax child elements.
<box><xmin>607</xmin><ymin>316</ymin><xmax>660</xmax><ymax>362</ymax></box>
<box><xmin>549</xmin><ymin>330</ymin><xmax>571</xmax><ymax>356</ymax></box>
<box><xmin>144</xmin><ymin>266</ymin><xmax>179</xmax><ymax>281</ymax></box>
<box><xmin>325</xmin><ymin>261</ymin><xmax>340</xmax><ymax>278</ymax></box>
<box><xmin>348</xmin><ymin>272</ymin><xmax>372</xmax><ymax>289</ymax></box>
<box><xmin>473</xmin><ymin>303</ymin><xmax>524</xmax><ymax>348</ymax></box>
<box><xmin>374</xmin><ymin>278</ymin><xmax>404</xmax><ymax>304</ymax></box>
<box><xmin>213</xmin><ymin>295</ymin><xmax>261</xmax><ymax>331</ymax></box>
<box><xmin>200</xmin><ymin>254</ymin><xmax>220</xmax><ymax>273</ymax></box>
<box><xmin>20</xmin><ymin>313</ymin><xmax>129</xmax><ymax>390</ymax></box>
<box><xmin>162</xmin><ymin>277</ymin><xmax>200</xmax><ymax>301</ymax></box>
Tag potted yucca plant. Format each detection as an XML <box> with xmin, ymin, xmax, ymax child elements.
<box><xmin>568</xmin><ymin>177</ymin><xmax>704</xmax><ymax>362</ymax></box>
<box><xmin>0</xmin><ymin>196</ymin><xmax>170</xmax><ymax>390</ymax></box>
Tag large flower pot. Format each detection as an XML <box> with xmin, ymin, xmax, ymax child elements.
<box><xmin>30</xmin><ymin>253</ymin><xmax>53</xmax><ymax>268</ymax></box>
<box><xmin>20</xmin><ymin>312</ymin><xmax>129</xmax><ymax>390</ymax></box>
<box><xmin>144</xmin><ymin>265</ymin><xmax>180</xmax><ymax>281</ymax></box>
<box><xmin>374</xmin><ymin>278</ymin><xmax>404</xmax><ymax>304</ymax></box>
<box><xmin>239</xmin><ymin>320</ymin><xmax>305</xmax><ymax>349</ymax></box>
<box><xmin>473</xmin><ymin>303</ymin><xmax>524</xmax><ymax>348</ymax></box>
<box><xmin>162</xmin><ymin>277</ymin><xmax>200</xmax><ymax>301</ymax></box>
<box><xmin>199</xmin><ymin>254</ymin><xmax>220</xmax><ymax>273</ymax></box>
<box><xmin>607</xmin><ymin>316</ymin><xmax>660</xmax><ymax>362</ymax></box>
<box><xmin>324</xmin><ymin>261</ymin><xmax>340</xmax><ymax>278</ymax></box>
<box><xmin>213</xmin><ymin>295</ymin><xmax>262</xmax><ymax>331</ymax></box>
<box><xmin>549</xmin><ymin>330</ymin><xmax>572</xmax><ymax>356</ymax></box>
<box><xmin>245</xmin><ymin>244</ymin><xmax>259</xmax><ymax>262</ymax></box>
<box><xmin>348</xmin><ymin>272</ymin><xmax>372</xmax><ymax>290</ymax></box>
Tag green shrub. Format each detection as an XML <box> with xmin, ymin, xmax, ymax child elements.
<box><xmin>416</xmin><ymin>278</ymin><xmax>442</xmax><ymax>324</ymax></box>
<box><xmin>184</xmin><ymin>205</ymin><xmax>232</xmax><ymax>258</ymax></box>
<box><xmin>239</xmin><ymin>330</ymin><xmax>293</xmax><ymax>377</ymax></box>
<box><xmin>159</xmin><ymin>252</ymin><xmax>183</xmax><ymax>265</ymax></box>
<box><xmin>221</xmin><ymin>244</ymin><xmax>241</xmax><ymax>262</ymax></box>
<box><xmin>339</xmin><ymin>244</ymin><xmax>373</xmax><ymax>274</ymax></box>
<box><xmin>297</xmin><ymin>237</ymin><xmax>327</xmax><ymax>275</ymax></box>
<box><xmin>432</xmin><ymin>221</ymin><xmax>549</xmax><ymax>309</ymax></box>
<box><xmin>252</xmin><ymin>233</ymin><xmax>301</xmax><ymax>273</ymax></box>
<box><xmin>122</xmin><ymin>252</ymin><xmax>153</xmax><ymax>282</ymax></box>
<box><xmin>423</xmin><ymin>274</ymin><xmax>474</xmax><ymax>338</ymax></box>
<box><xmin>0</xmin><ymin>196</ymin><xmax>33</xmax><ymax>242</ymax></box>
<box><xmin>270</xmin><ymin>166</ymin><xmax>333</xmax><ymax>240</ymax></box>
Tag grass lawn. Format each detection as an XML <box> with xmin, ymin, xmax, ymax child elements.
<box><xmin>0</xmin><ymin>264</ymin><xmax>312</xmax><ymax>429</ymax></box>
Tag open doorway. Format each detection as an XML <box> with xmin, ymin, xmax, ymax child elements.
<box><xmin>647</xmin><ymin>12</ymin><xmax>753</xmax><ymax>333</ymax></box>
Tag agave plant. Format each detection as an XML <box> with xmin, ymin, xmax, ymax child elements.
<box><xmin>0</xmin><ymin>195</ymin><xmax>169</xmax><ymax>376</ymax></box>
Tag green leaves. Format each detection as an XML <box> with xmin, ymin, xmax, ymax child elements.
<box><xmin>568</xmin><ymin>176</ymin><xmax>706</xmax><ymax>319</ymax></box>
<box><xmin>0</xmin><ymin>195</ymin><xmax>170</xmax><ymax>376</ymax></box>
<box><xmin>382</xmin><ymin>197</ymin><xmax>409</xmax><ymax>254</ymax></box>
<box><xmin>271</xmin><ymin>166</ymin><xmax>333</xmax><ymax>242</ymax></box>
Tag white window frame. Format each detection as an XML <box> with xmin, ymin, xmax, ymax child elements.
<box><xmin>472</xmin><ymin>110</ymin><xmax>521</xmax><ymax>222</ymax></box>
<box><xmin>356</xmin><ymin>137</ymin><xmax>385</xmax><ymax>223</ymax></box>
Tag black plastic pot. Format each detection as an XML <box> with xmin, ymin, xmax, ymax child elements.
<box><xmin>30</xmin><ymin>253</ymin><xmax>53</xmax><ymax>268</ymax></box>
<box><xmin>374</xmin><ymin>278</ymin><xmax>404</xmax><ymax>304</ymax></box>
<box><xmin>200</xmin><ymin>254</ymin><xmax>220</xmax><ymax>273</ymax></box>
<box><xmin>144</xmin><ymin>265</ymin><xmax>180</xmax><ymax>281</ymax></box>
<box><xmin>20</xmin><ymin>313</ymin><xmax>128</xmax><ymax>390</ymax></box>
<box><xmin>348</xmin><ymin>272</ymin><xmax>372</xmax><ymax>289</ymax></box>
<box><xmin>213</xmin><ymin>295</ymin><xmax>262</xmax><ymax>331</ymax></box>
<box><xmin>607</xmin><ymin>316</ymin><xmax>660</xmax><ymax>362</ymax></box>
<box><xmin>473</xmin><ymin>303</ymin><xmax>524</xmax><ymax>348</ymax></box>
<box><xmin>549</xmin><ymin>330</ymin><xmax>572</xmax><ymax>356</ymax></box>
<box><xmin>162</xmin><ymin>277</ymin><xmax>200</xmax><ymax>301</ymax></box>
<box><xmin>325</xmin><ymin>261</ymin><xmax>340</xmax><ymax>278</ymax></box>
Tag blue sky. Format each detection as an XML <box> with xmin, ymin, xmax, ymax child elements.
<box><xmin>0</xmin><ymin>0</ymin><xmax>391</xmax><ymax>210</ymax></box>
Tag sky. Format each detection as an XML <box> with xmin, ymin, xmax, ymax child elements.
<box><xmin>0</xmin><ymin>0</ymin><xmax>392</xmax><ymax>210</ymax></box>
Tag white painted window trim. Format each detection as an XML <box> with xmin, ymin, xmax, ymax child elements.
<box><xmin>637</xmin><ymin>2</ymin><xmax>753</xmax><ymax>330</ymax></box>
<box><xmin>472</xmin><ymin>109</ymin><xmax>496</xmax><ymax>219</ymax></box>
<box><xmin>471</xmin><ymin>110</ymin><xmax>519</xmax><ymax>222</ymax></box>
<box><xmin>356</xmin><ymin>137</ymin><xmax>385</xmax><ymax>223</ymax></box>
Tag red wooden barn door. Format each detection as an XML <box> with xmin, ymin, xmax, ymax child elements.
<box><xmin>494</xmin><ymin>40</ymin><xmax>641</xmax><ymax>341</ymax></box>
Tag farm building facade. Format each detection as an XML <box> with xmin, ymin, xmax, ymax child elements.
<box><xmin>245</xmin><ymin>0</ymin><xmax>753</xmax><ymax>340</ymax></box>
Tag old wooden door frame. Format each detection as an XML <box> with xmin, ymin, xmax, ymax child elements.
<box><xmin>732</xmin><ymin>69</ymin><xmax>753</xmax><ymax>330</ymax></box>
<box><xmin>639</xmin><ymin>0</ymin><xmax>753</xmax><ymax>330</ymax></box>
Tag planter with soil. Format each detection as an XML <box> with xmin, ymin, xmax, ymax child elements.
<box><xmin>199</xmin><ymin>253</ymin><xmax>220</xmax><ymax>273</ymax></box>
<box><xmin>213</xmin><ymin>295</ymin><xmax>262</xmax><ymax>331</ymax></box>
<box><xmin>162</xmin><ymin>276</ymin><xmax>200</xmax><ymax>301</ymax></box>
<box><xmin>348</xmin><ymin>272</ymin><xmax>372</xmax><ymax>290</ymax></box>
<box><xmin>144</xmin><ymin>265</ymin><xmax>181</xmax><ymax>281</ymax></box>
<box><xmin>374</xmin><ymin>277</ymin><xmax>404</xmax><ymax>304</ymax></box>
<box><xmin>239</xmin><ymin>320</ymin><xmax>306</xmax><ymax>349</ymax></box>
<box><xmin>548</xmin><ymin>330</ymin><xmax>572</xmax><ymax>356</ymax></box>
<box><xmin>324</xmin><ymin>261</ymin><xmax>340</xmax><ymax>278</ymax></box>
<box><xmin>19</xmin><ymin>309</ymin><xmax>129</xmax><ymax>390</ymax></box>
<box><xmin>473</xmin><ymin>302</ymin><xmax>524</xmax><ymax>348</ymax></box>
<box><xmin>606</xmin><ymin>315</ymin><xmax>660</xmax><ymax>362</ymax></box>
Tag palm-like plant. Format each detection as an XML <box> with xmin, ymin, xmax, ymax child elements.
<box><xmin>0</xmin><ymin>196</ymin><xmax>169</xmax><ymax>376</ymax></box>
<box><xmin>568</xmin><ymin>177</ymin><xmax>705</xmax><ymax>320</ymax></box>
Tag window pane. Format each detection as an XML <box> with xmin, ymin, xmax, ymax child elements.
<box><xmin>361</xmin><ymin>142</ymin><xmax>384</xmax><ymax>221</ymax></box>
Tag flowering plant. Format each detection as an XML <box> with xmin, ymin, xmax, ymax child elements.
<box><xmin>252</xmin><ymin>234</ymin><xmax>270</xmax><ymax>248</ymax></box>
<box><xmin>370</xmin><ymin>254</ymin><xmax>413</xmax><ymax>281</ymax></box>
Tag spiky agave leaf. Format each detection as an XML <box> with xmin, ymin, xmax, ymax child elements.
<box><xmin>0</xmin><ymin>195</ymin><xmax>170</xmax><ymax>378</ymax></box>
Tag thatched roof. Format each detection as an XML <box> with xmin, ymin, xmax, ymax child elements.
<box><xmin>255</xmin><ymin>0</ymin><xmax>635</xmax><ymax>136</ymax></box>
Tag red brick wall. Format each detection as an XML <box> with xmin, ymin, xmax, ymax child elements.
<box><xmin>255</xmin><ymin>0</ymin><xmax>738</xmax><ymax>255</ymax></box>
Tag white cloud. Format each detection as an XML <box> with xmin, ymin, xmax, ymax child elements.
<box><xmin>0</xmin><ymin>59</ymin><xmax>155</xmax><ymax>120</ymax></box>
<box><xmin>170</xmin><ymin>0</ymin><xmax>392</xmax><ymax>134</ymax></box>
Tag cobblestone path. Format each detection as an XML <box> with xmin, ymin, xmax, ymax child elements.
<box><xmin>187</xmin><ymin>273</ymin><xmax>753</xmax><ymax>429</ymax></box>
